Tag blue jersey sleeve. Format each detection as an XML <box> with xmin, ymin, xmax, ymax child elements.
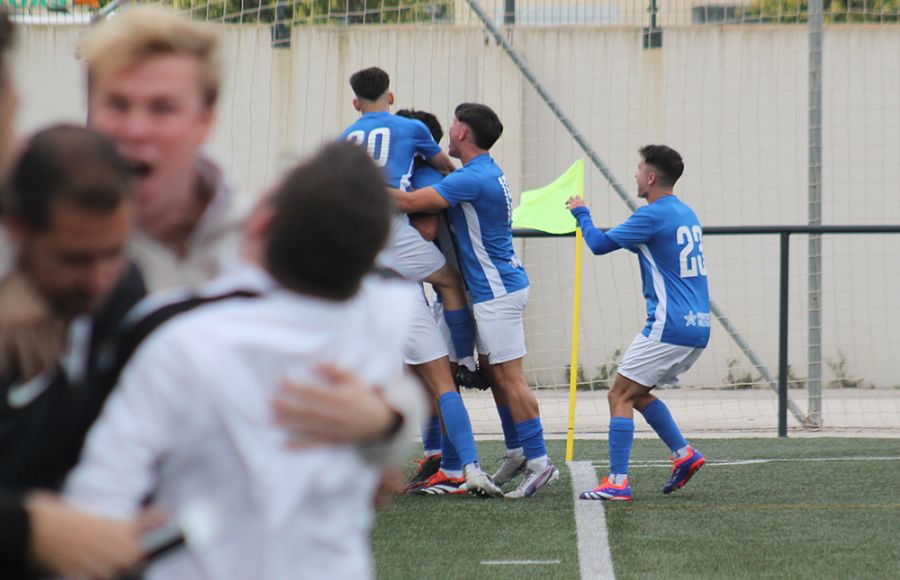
<box><xmin>433</xmin><ymin>168</ymin><xmax>479</xmax><ymax>206</ymax></box>
<box><xmin>605</xmin><ymin>206</ymin><xmax>659</xmax><ymax>250</ymax></box>
<box><xmin>571</xmin><ymin>207</ymin><xmax>621</xmax><ymax>255</ymax></box>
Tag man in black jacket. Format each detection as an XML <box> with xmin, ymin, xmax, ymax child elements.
<box><xmin>0</xmin><ymin>125</ymin><xmax>145</xmax><ymax>492</ymax></box>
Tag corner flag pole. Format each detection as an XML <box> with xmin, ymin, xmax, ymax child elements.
<box><xmin>565</xmin><ymin>229</ymin><xmax>583</xmax><ymax>462</ymax></box>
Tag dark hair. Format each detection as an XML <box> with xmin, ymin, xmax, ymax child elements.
<box><xmin>639</xmin><ymin>145</ymin><xmax>684</xmax><ymax>188</ymax></box>
<box><xmin>264</xmin><ymin>142</ymin><xmax>393</xmax><ymax>300</ymax></box>
<box><xmin>454</xmin><ymin>103</ymin><xmax>503</xmax><ymax>150</ymax></box>
<box><xmin>349</xmin><ymin>67</ymin><xmax>390</xmax><ymax>102</ymax></box>
<box><xmin>4</xmin><ymin>125</ymin><xmax>134</xmax><ymax>232</ymax></box>
<box><xmin>396</xmin><ymin>109</ymin><xmax>443</xmax><ymax>143</ymax></box>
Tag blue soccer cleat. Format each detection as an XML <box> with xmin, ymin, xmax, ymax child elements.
<box><xmin>662</xmin><ymin>446</ymin><xmax>705</xmax><ymax>494</ymax></box>
<box><xmin>579</xmin><ymin>477</ymin><xmax>633</xmax><ymax>501</ymax></box>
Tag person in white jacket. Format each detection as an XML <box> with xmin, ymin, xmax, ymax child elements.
<box><xmin>66</xmin><ymin>142</ymin><xmax>424</xmax><ymax>579</ymax></box>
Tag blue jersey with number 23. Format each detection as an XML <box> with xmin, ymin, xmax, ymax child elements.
<box><xmin>605</xmin><ymin>195</ymin><xmax>710</xmax><ymax>348</ymax></box>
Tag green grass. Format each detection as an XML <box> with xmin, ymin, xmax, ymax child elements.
<box><xmin>373</xmin><ymin>438</ymin><xmax>900</xmax><ymax>579</ymax></box>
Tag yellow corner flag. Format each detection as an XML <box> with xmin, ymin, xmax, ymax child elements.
<box><xmin>512</xmin><ymin>159</ymin><xmax>583</xmax><ymax>234</ymax></box>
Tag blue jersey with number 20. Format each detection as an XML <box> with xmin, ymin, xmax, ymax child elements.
<box><xmin>605</xmin><ymin>195</ymin><xmax>710</xmax><ymax>348</ymax></box>
<box><xmin>339</xmin><ymin>112</ymin><xmax>441</xmax><ymax>190</ymax></box>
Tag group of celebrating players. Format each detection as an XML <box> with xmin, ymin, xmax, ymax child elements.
<box><xmin>0</xmin><ymin>5</ymin><xmax>713</xmax><ymax>578</ymax></box>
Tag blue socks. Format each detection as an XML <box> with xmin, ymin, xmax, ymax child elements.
<box><xmin>609</xmin><ymin>417</ymin><xmax>635</xmax><ymax>475</ymax></box>
<box><xmin>515</xmin><ymin>417</ymin><xmax>548</xmax><ymax>461</ymax></box>
<box><xmin>421</xmin><ymin>414</ymin><xmax>442</xmax><ymax>455</ymax></box>
<box><xmin>438</xmin><ymin>391</ymin><xmax>478</xmax><ymax>466</ymax></box>
<box><xmin>496</xmin><ymin>404</ymin><xmax>522</xmax><ymax>450</ymax></box>
<box><xmin>440</xmin><ymin>431</ymin><xmax>462</xmax><ymax>472</ymax></box>
<box><xmin>640</xmin><ymin>399</ymin><xmax>688</xmax><ymax>453</ymax></box>
<box><xmin>443</xmin><ymin>308</ymin><xmax>475</xmax><ymax>363</ymax></box>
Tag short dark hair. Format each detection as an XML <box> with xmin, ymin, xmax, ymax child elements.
<box><xmin>264</xmin><ymin>142</ymin><xmax>393</xmax><ymax>301</ymax></box>
<box><xmin>639</xmin><ymin>145</ymin><xmax>684</xmax><ymax>188</ymax></box>
<box><xmin>396</xmin><ymin>109</ymin><xmax>443</xmax><ymax>143</ymax></box>
<box><xmin>3</xmin><ymin>125</ymin><xmax>134</xmax><ymax>232</ymax></box>
<box><xmin>454</xmin><ymin>103</ymin><xmax>503</xmax><ymax>150</ymax></box>
<box><xmin>349</xmin><ymin>67</ymin><xmax>390</xmax><ymax>102</ymax></box>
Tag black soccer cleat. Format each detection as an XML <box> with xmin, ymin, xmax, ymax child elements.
<box><xmin>454</xmin><ymin>365</ymin><xmax>490</xmax><ymax>390</ymax></box>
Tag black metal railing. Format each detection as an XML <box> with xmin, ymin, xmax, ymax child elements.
<box><xmin>514</xmin><ymin>224</ymin><xmax>900</xmax><ymax>436</ymax></box>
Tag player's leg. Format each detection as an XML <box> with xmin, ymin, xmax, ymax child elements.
<box><xmin>484</xmin><ymin>362</ymin><xmax>525</xmax><ymax>485</ymax></box>
<box><xmin>408</xmin><ymin>397</ymin><xmax>443</xmax><ymax>490</ymax></box>
<box><xmin>473</xmin><ymin>288</ymin><xmax>557</xmax><ymax>498</ymax></box>
<box><xmin>580</xmin><ymin>372</ymin><xmax>646</xmax><ymax>501</ymax></box>
<box><xmin>383</xmin><ymin>219</ymin><xmax>478</xmax><ymax>377</ymax></box>
<box><xmin>581</xmin><ymin>336</ymin><xmax>705</xmax><ymax>500</ymax></box>
<box><xmin>409</xmin><ymin>357</ymin><xmax>501</xmax><ymax>498</ymax></box>
<box><xmin>424</xmin><ymin>264</ymin><xmax>479</xmax><ymax>377</ymax></box>
<box><xmin>635</xmin><ymin>347</ymin><xmax>706</xmax><ymax>494</ymax></box>
<box><xmin>404</xmin><ymin>293</ymin><xmax>501</xmax><ymax>497</ymax></box>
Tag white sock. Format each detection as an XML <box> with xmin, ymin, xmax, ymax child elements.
<box><xmin>506</xmin><ymin>447</ymin><xmax>524</xmax><ymax>458</ymax></box>
<box><xmin>673</xmin><ymin>445</ymin><xmax>691</xmax><ymax>460</ymax></box>
<box><xmin>608</xmin><ymin>473</ymin><xmax>628</xmax><ymax>486</ymax></box>
<box><xmin>424</xmin><ymin>450</ymin><xmax>441</xmax><ymax>458</ymax></box>
<box><xmin>458</xmin><ymin>356</ymin><xmax>476</xmax><ymax>372</ymax></box>
<box><xmin>527</xmin><ymin>455</ymin><xmax>549</xmax><ymax>472</ymax></box>
<box><xmin>442</xmin><ymin>468</ymin><xmax>463</xmax><ymax>479</ymax></box>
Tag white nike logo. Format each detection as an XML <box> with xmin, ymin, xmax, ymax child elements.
<box><xmin>6</xmin><ymin>372</ymin><xmax>53</xmax><ymax>409</ymax></box>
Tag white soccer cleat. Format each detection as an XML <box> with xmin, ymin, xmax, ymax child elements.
<box><xmin>504</xmin><ymin>462</ymin><xmax>560</xmax><ymax>499</ymax></box>
<box><xmin>464</xmin><ymin>463</ymin><xmax>504</xmax><ymax>498</ymax></box>
<box><xmin>491</xmin><ymin>452</ymin><xmax>527</xmax><ymax>486</ymax></box>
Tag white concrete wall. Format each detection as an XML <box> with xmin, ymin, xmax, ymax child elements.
<box><xmin>11</xmin><ymin>24</ymin><xmax>899</xmax><ymax>396</ymax></box>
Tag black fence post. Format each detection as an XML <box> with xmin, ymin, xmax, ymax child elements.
<box><xmin>778</xmin><ymin>232</ymin><xmax>790</xmax><ymax>437</ymax></box>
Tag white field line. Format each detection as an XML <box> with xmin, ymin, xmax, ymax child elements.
<box><xmin>569</xmin><ymin>461</ymin><xmax>616</xmax><ymax>580</ymax></box>
<box><xmin>589</xmin><ymin>456</ymin><xmax>900</xmax><ymax>468</ymax></box>
<box><xmin>480</xmin><ymin>560</ymin><xmax>562</xmax><ymax>565</ymax></box>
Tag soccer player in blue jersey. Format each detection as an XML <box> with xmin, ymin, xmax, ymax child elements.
<box><xmin>567</xmin><ymin>145</ymin><xmax>708</xmax><ymax>502</ymax></box>
<box><xmin>340</xmin><ymin>69</ymin><xmax>482</xmax><ymax>382</ymax></box>
<box><xmin>355</xmin><ymin>102</ymin><xmax>500</xmax><ymax>497</ymax></box>
<box><xmin>391</xmin><ymin>103</ymin><xmax>559</xmax><ymax>499</ymax></box>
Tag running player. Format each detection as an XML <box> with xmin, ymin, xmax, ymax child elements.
<box><xmin>567</xmin><ymin>145</ymin><xmax>709</xmax><ymax>501</ymax></box>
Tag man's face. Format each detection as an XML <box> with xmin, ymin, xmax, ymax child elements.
<box><xmin>635</xmin><ymin>158</ymin><xmax>654</xmax><ymax>199</ymax></box>
<box><xmin>447</xmin><ymin>117</ymin><xmax>464</xmax><ymax>159</ymax></box>
<box><xmin>89</xmin><ymin>54</ymin><xmax>215</xmax><ymax>219</ymax></box>
<box><xmin>18</xmin><ymin>202</ymin><xmax>134</xmax><ymax>319</ymax></box>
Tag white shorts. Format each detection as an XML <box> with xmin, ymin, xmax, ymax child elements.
<box><xmin>377</xmin><ymin>215</ymin><xmax>446</xmax><ymax>282</ymax></box>
<box><xmin>473</xmin><ymin>288</ymin><xmax>528</xmax><ymax>364</ymax></box>
<box><xmin>403</xmin><ymin>286</ymin><xmax>449</xmax><ymax>365</ymax></box>
<box><xmin>430</xmin><ymin>300</ymin><xmax>457</xmax><ymax>362</ymax></box>
<box><xmin>617</xmin><ymin>333</ymin><xmax>704</xmax><ymax>388</ymax></box>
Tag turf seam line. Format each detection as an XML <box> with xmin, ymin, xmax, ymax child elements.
<box><xmin>589</xmin><ymin>456</ymin><xmax>900</xmax><ymax>468</ymax></box>
<box><xmin>570</xmin><ymin>461</ymin><xmax>616</xmax><ymax>580</ymax></box>
<box><xmin>480</xmin><ymin>559</ymin><xmax>562</xmax><ymax>565</ymax></box>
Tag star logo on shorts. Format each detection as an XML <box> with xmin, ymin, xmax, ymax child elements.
<box><xmin>684</xmin><ymin>311</ymin><xmax>697</xmax><ymax>326</ymax></box>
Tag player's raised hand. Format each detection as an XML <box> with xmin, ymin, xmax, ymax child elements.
<box><xmin>566</xmin><ymin>195</ymin><xmax>587</xmax><ymax>211</ymax></box>
<box><xmin>273</xmin><ymin>364</ymin><xmax>398</xmax><ymax>447</ymax></box>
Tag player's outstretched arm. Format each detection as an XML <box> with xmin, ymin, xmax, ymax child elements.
<box><xmin>567</xmin><ymin>196</ymin><xmax>621</xmax><ymax>256</ymax></box>
<box><xmin>389</xmin><ymin>186</ymin><xmax>450</xmax><ymax>214</ymax></box>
